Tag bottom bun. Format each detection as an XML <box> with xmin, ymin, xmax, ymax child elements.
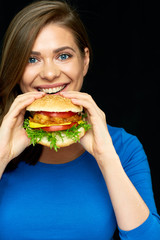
<box><xmin>38</xmin><ymin>127</ymin><xmax>85</xmax><ymax>148</ymax></box>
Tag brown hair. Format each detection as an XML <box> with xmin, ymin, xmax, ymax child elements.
<box><xmin>0</xmin><ymin>0</ymin><xmax>92</xmax><ymax>171</ymax></box>
<box><xmin>0</xmin><ymin>0</ymin><xmax>92</xmax><ymax>123</ymax></box>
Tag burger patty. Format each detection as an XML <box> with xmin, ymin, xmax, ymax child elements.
<box><xmin>30</xmin><ymin>113</ymin><xmax>82</xmax><ymax>125</ymax></box>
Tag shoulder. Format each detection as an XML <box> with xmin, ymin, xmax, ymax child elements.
<box><xmin>107</xmin><ymin>124</ymin><xmax>138</xmax><ymax>149</ymax></box>
<box><xmin>107</xmin><ymin>124</ymin><xmax>147</xmax><ymax>168</ymax></box>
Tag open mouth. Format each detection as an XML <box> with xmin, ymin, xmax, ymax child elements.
<box><xmin>37</xmin><ymin>84</ymin><xmax>67</xmax><ymax>94</ymax></box>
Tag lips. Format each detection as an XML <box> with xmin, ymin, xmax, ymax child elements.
<box><xmin>37</xmin><ymin>84</ymin><xmax>67</xmax><ymax>94</ymax></box>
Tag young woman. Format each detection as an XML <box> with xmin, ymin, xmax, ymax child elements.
<box><xmin>0</xmin><ymin>1</ymin><xmax>159</xmax><ymax>239</ymax></box>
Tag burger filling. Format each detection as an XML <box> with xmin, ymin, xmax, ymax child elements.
<box><xmin>30</xmin><ymin>111</ymin><xmax>82</xmax><ymax>125</ymax></box>
<box><xmin>23</xmin><ymin>111</ymin><xmax>91</xmax><ymax>151</ymax></box>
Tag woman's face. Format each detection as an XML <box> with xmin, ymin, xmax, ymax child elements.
<box><xmin>20</xmin><ymin>24</ymin><xmax>89</xmax><ymax>94</ymax></box>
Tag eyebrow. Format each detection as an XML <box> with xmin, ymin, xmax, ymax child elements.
<box><xmin>30</xmin><ymin>46</ymin><xmax>76</xmax><ymax>55</ymax></box>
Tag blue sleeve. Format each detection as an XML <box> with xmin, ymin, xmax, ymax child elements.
<box><xmin>118</xmin><ymin>129</ymin><xmax>160</xmax><ymax>239</ymax></box>
<box><xmin>119</xmin><ymin>212</ymin><xmax>160</xmax><ymax>240</ymax></box>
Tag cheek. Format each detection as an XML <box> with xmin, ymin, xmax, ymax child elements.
<box><xmin>64</xmin><ymin>65</ymin><xmax>84</xmax><ymax>91</ymax></box>
<box><xmin>63</xmin><ymin>60</ymin><xmax>84</xmax><ymax>81</ymax></box>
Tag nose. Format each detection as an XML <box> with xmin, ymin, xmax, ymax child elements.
<box><xmin>40</xmin><ymin>60</ymin><xmax>60</xmax><ymax>81</ymax></box>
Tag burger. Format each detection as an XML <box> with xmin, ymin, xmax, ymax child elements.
<box><xmin>23</xmin><ymin>94</ymin><xmax>91</xmax><ymax>151</ymax></box>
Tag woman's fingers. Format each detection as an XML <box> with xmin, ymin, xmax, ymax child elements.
<box><xmin>0</xmin><ymin>91</ymin><xmax>45</xmax><ymax>162</ymax></box>
<box><xmin>8</xmin><ymin>92</ymin><xmax>45</xmax><ymax>116</ymax></box>
<box><xmin>60</xmin><ymin>91</ymin><xmax>101</xmax><ymax>116</ymax></box>
<box><xmin>60</xmin><ymin>91</ymin><xmax>111</xmax><ymax>157</ymax></box>
<box><xmin>2</xmin><ymin>92</ymin><xmax>45</xmax><ymax>127</ymax></box>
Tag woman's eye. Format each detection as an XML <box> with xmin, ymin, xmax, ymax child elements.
<box><xmin>58</xmin><ymin>53</ymin><xmax>71</xmax><ymax>61</ymax></box>
<box><xmin>28</xmin><ymin>57</ymin><xmax>38</xmax><ymax>64</ymax></box>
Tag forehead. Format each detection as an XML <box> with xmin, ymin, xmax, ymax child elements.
<box><xmin>32</xmin><ymin>24</ymin><xmax>78</xmax><ymax>51</ymax></box>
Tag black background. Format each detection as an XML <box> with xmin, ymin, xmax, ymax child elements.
<box><xmin>1</xmin><ymin>0</ymin><xmax>159</xmax><ymax>218</ymax></box>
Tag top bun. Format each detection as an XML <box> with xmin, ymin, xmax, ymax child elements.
<box><xmin>26</xmin><ymin>94</ymin><xmax>83</xmax><ymax>112</ymax></box>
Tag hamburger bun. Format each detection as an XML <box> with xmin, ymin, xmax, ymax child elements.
<box><xmin>24</xmin><ymin>94</ymin><xmax>90</xmax><ymax>150</ymax></box>
<box><xmin>26</xmin><ymin>94</ymin><xmax>83</xmax><ymax>112</ymax></box>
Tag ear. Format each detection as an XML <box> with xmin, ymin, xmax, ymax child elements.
<box><xmin>83</xmin><ymin>47</ymin><xmax>90</xmax><ymax>77</ymax></box>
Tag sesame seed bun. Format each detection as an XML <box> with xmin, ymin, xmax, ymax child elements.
<box><xmin>26</xmin><ymin>94</ymin><xmax>83</xmax><ymax>112</ymax></box>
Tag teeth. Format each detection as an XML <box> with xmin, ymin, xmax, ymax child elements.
<box><xmin>38</xmin><ymin>85</ymin><xmax>66</xmax><ymax>94</ymax></box>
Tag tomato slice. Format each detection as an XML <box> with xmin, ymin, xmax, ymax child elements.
<box><xmin>37</xmin><ymin>111</ymin><xmax>77</xmax><ymax>118</ymax></box>
<box><xmin>41</xmin><ymin>122</ymin><xmax>78</xmax><ymax>132</ymax></box>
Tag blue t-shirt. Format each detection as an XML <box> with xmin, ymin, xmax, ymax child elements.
<box><xmin>0</xmin><ymin>125</ymin><xmax>160</xmax><ymax>239</ymax></box>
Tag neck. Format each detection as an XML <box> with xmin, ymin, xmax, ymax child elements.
<box><xmin>39</xmin><ymin>143</ymin><xmax>85</xmax><ymax>164</ymax></box>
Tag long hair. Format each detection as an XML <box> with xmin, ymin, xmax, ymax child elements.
<box><xmin>0</xmin><ymin>0</ymin><xmax>92</xmax><ymax>171</ymax></box>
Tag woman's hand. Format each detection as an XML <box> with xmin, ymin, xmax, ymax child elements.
<box><xmin>0</xmin><ymin>92</ymin><xmax>45</xmax><ymax>165</ymax></box>
<box><xmin>61</xmin><ymin>91</ymin><xmax>117</xmax><ymax>163</ymax></box>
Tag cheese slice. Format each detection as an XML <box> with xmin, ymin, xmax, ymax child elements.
<box><xmin>29</xmin><ymin>120</ymin><xmax>84</xmax><ymax>128</ymax></box>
